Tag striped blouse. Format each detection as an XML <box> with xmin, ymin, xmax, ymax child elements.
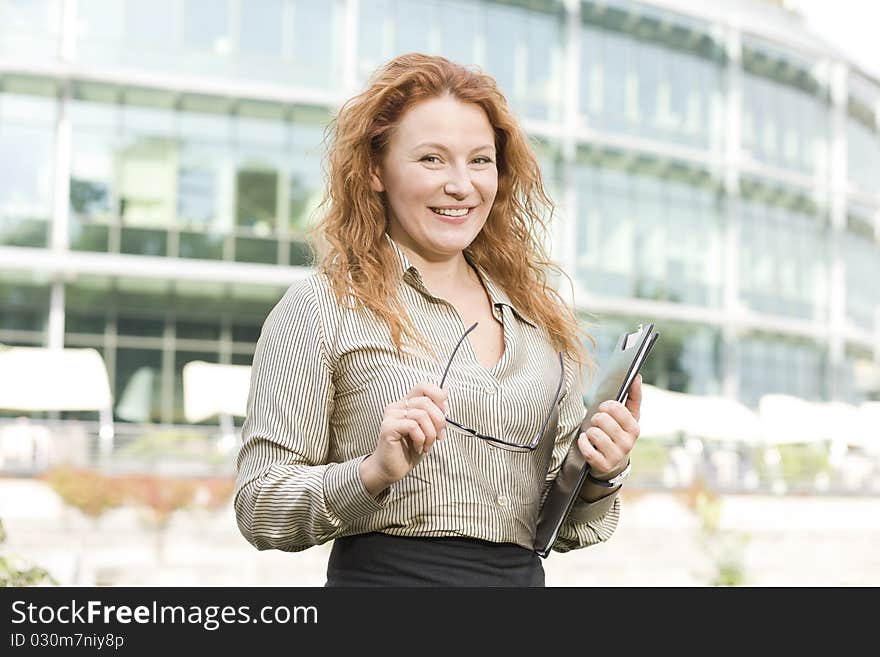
<box><xmin>234</xmin><ymin>234</ymin><xmax>620</xmax><ymax>555</ymax></box>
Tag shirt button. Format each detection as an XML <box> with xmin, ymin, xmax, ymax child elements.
<box><xmin>484</xmin><ymin>384</ymin><xmax>497</xmax><ymax>395</ymax></box>
<box><xmin>496</xmin><ymin>495</ymin><xmax>509</xmax><ymax>508</ymax></box>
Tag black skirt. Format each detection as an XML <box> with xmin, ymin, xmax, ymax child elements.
<box><xmin>325</xmin><ymin>532</ymin><xmax>544</xmax><ymax>587</ymax></box>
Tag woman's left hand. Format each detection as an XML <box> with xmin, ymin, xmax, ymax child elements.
<box><xmin>577</xmin><ymin>373</ymin><xmax>642</xmax><ymax>482</ymax></box>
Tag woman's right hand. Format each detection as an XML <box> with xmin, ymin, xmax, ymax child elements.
<box><xmin>359</xmin><ymin>382</ymin><xmax>448</xmax><ymax>498</ymax></box>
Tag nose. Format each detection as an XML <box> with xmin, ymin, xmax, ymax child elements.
<box><xmin>443</xmin><ymin>163</ymin><xmax>475</xmax><ymax>199</ymax></box>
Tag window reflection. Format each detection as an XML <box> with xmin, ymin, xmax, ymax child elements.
<box><xmin>64</xmin><ymin>87</ymin><xmax>335</xmax><ymax>263</ymax></box>
<box><xmin>178</xmin><ymin>231</ymin><xmax>225</xmax><ymax>260</ymax></box>
<box><xmin>240</xmin><ymin>0</ymin><xmax>283</xmax><ymax>56</ymax></box>
<box><xmin>288</xmin><ymin>121</ymin><xmax>324</xmax><ymax>234</ymax></box>
<box><xmin>738</xmin><ymin>334</ymin><xmax>826</xmax><ymax>407</ymax></box>
<box><xmin>357</xmin><ymin>0</ymin><xmax>560</xmax><ymax>121</ymax></box>
<box><xmin>738</xmin><ymin>183</ymin><xmax>828</xmax><ymax>322</ymax></box>
<box><xmin>118</xmin><ymin>138</ymin><xmax>176</xmax><ymax>227</ymax></box>
<box><xmin>844</xmin><ymin>205</ymin><xmax>879</xmax><ymax>334</ymax></box>
<box><xmin>65</xmin><ymin>311</ymin><xmax>106</xmax><ymax>336</ymax></box>
<box><xmin>0</xmin><ymin>276</ymin><xmax>49</xmax><ymax>346</ymax></box>
<box><xmin>741</xmin><ymin>40</ymin><xmax>829</xmax><ymax>175</ymax></box>
<box><xmin>176</xmin><ymin>319</ymin><xmax>221</xmax><ymax>341</ymax></box>
<box><xmin>70</xmin><ymin>133</ymin><xmax>115</xmax><ymax>225</ymax></box>
<box><xmin>115</xmin><ymin>348</ymin><xmax>163</xmax><ymax>423</ymax></box>
<box><xmin>291</xmin><ymin>0</ymin><xmax>337</xmax><ymax>89</ymax></box>
<box><xmin>524</xmin><ymin>10</ymin><xmax>560</xmax><ymax>121</ymax></box>
<box><xmin>0</xmin><ymin>94</ymin><xmax>55</xmax><ymax>248</ymax></box>
<box><xmin>118</xmin><ymin>315</ymin><xmax>164</xmax><ymax>338</ymax></box>
<box><xmin>440</xmin><ymin>0</ymin><xmax>479</xmax><ymax>65</ymax></box>
<box><xmin>232</xmin><ymin>322</ymin><xmax>261</xmax><ymax>345</ymax></box>
<box><xmin>235</xmin><ymin>167</ymin><xmax>278</xmax><ymax>233</ymax></box>
<box><xmin>126</xmin><ymin>0</ymin><xmax>176</xmax><ymax>47</ymax></box>
<box><xmin>358</xmin><ymin>0</ymin><xmax>393</xmax><ymax>79</ymax></box>
<box><xmin>396</xmin><ymin>0</ymin><xmax>434</xmax><ymax>56</ymax></box>
<box><xmin>177</xmin><ymin>144</ymin><xmax>225</xmax><ymax>229</ymax></box>
<box><xmin>485</xmin><ymin>3</ymin><xmax>519</xmax><ymax>98</ymax></box>
<box><xmin>183</xmin><ymin>0</ymin><xmax>230</xmax><ymax>52</ymax></box>
<box><xmin>68</xmin><ymin>92</ymin><xmax>118</xmax><ymax>253</ymax></box>
<box><xmin>0</xmin><ymin>0</ymin><xmax>62</xmax><ymax>60</ymax></box>
<box><xmin>576</xmin><ymin>158</ymin><xmax>724</xmax><ymax>307</ymax></box>
<box><xmin>72</xmin><ymin>0</ymin><xmax>339</xmax><ymax>87</ymax></box>
<box><xmin>846</xmin><ymin>79</ymin><xmax>880</xmax><ymax>192</ymax></box>
<box><xmin>231</xmin><ymin>351</ymin><xmax>255</xmax><ymax>366</ymax></box>
<box><xmin>580</xmin><ymin>14</ymin><xmax>723</xmax><ymax>148</ymax></box>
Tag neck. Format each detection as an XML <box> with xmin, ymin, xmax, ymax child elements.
<box><xmin>390</xmin><ymin>235</ymin><xmax>478</xmax><ymax>295</ymax></box>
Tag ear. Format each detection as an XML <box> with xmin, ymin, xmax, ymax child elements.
<box><xmin>369</xmin><ymin>164</ymin><xmax>385</xmax><ymax>193</ymax></box>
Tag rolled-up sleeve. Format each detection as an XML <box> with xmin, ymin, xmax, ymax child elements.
<box><xmin>541</xmin><ymin>359</ymin><xmax>621</xmax><ymax>554</ymax></box>
<box><xmin>234</xmin><ymin>279</ymin><xmax>385</xmax><ymax>552</ymax></box>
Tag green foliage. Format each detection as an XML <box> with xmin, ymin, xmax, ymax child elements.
<box><xmin>776</xmin><ymin>444</ymin><xmax>831</xmax><ymax>482</ymax></box>
<box><xmin>0</xmin><ymin>518</ymin><xmax>57</xmax><ymax>587</ymax></box>
<box><xmin>0</xmin><ymin>556</ymin><xmax>57</xmax><ymax>587</ymax></box>
<box><xmin>755</xmin><ymin>444</ymin><xmax>831</xmax><ymax>487</ymax></box>
<box><xmin>680</xmin><ymin>479</ymin><xmax>750</xmax><ymax>587</ymax></box>
<box><xmin>710</xmin><ymin>533</ymin><xmax>751</xmax><ymax>587</ymax></box>
<box><xmin>630</xmin><ymin>439</ymin><xmax>668</xmax><ymax>478</ymax></box>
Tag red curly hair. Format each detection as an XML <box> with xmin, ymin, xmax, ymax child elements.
<box><xmin>308</xmin><ymin>53</ymin><xmax>595</xmax><ymax>378</ymax></box>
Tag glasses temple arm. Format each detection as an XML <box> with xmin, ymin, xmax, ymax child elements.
<box><xmin>532</xmin><ymin>351</ymin><xmax>565</xmax><ymax>447</ymax></box>
<box><xmin>439</xmin><ymin>322</ymin><xmax>479</xmax><ymax>388</ymax></box>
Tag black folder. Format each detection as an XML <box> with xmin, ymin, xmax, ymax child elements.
<box><xmin>533</xmin><ymin>322</ymin><xmax>660</xmax><ymax>558</ymax></box>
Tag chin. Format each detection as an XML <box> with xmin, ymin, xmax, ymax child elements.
<box><xmin>426</xmin><ymin>229</ymin><xmax>478</xmax><ymax>253</ymax></box>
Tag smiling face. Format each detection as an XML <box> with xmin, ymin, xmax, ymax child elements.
<box><xmin>370</xmin><ymin>94</ymin><xmax>499</xmax><ymax>263</ymax></box>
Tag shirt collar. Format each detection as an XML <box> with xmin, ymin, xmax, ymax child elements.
<box><xmin>384</xmin><ymin>232</ymin><xmax>538</xmax><ymax>328</ymax></box>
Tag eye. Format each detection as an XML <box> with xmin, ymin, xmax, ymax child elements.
<box><xmin>473</xmin><ymin>156</ymin><xmax>494</xmax><ymax>165</ymax></box>
<box><xmin>420</xmin><ymin>155</ymin><xmax>442</xmax><ymax>164</ymax></box>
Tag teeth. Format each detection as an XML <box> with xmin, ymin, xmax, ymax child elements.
<box><xmin>431</xmin><ymin>207</ymin><xmax>469</xmax><ymax>217</ymax></box>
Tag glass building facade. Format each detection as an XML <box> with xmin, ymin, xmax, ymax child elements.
<box><xmin>1</xmin><ymin>0</ymin><xmax>878</xmax><ymax>427</ymax></box>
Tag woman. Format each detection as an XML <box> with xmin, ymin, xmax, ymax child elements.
<box><xmin>234</xmin><ymin>53</ymin><xmax>642</xmax><ymax>586</ymax></box>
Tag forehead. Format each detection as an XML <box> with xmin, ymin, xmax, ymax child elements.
<box><xmin>391</xmin><ymin>96</ymin><xmax>495</xmax><ymax>149</ymax></box>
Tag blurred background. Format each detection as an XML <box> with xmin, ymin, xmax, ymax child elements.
<box><xmin>0</xmin><ymin>0</ymin><xmax>878</xmax><ymax>586</ymax></box>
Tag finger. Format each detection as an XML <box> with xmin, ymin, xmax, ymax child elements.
<box><xmin>593</xmin><ymin>402</ymin><xmax>639</xmax><ymax>447</ymax></box>
<box><xmin>583</xmin><ymin>426</ymin><xmax>625</xmax><ymax>467</ymax></box>
<box><xmin>402</xmin><ymin>407</ymin><xmax>437</xmax><ymax>453</ymax></box>
<box><xmin>625</xmin><ymin>374</ymin><xmax>642</xmax><ymax>422</ymax></box>
<box><xmin>577</xmin><ymin>432</ymin><xmax>611</xmax><ymax>473</ymax></box>
<box><xmin>407</xmin><ymin>382</ymin><xmax>449</xmax><ymax>413</ymax></box>
<box><xmin>399</xmin><ymin>419</ymin><xmax>427</xmax><ymax>455</ymax></box>
<box><xmin>406</xmin><ymin>396</ymin><xmax>446</xmax><ymax>441</ymax></box>
<box><xmin>589</xmin><ymin>411</ymin><xmax>632</xmax><ymax>452</ymax></box>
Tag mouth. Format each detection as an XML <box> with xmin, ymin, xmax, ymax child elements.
<box><xmin>429</xmin><ymin>207</ymin><xmax>474</xmax><ymax>223</ymax></box>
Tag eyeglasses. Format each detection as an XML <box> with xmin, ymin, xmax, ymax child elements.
<box><xmin>439</xmin><ymin>322</ymin><xmax>565</xmax><ymax>452</ymax></box>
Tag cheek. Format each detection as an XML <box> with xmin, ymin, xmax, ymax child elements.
<box><xmin>389</xmin><ymin>171</ymin><xmax>439</xmax><ymax>205</ymax></box>
<box><xmin>476</xmin><ymin>171</ymin><xmax>498</xmax><ymax>204</ymax></box>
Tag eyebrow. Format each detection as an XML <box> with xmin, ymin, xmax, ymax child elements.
<box><xmin>412</xmin><ymin>142</ymin><xmax>496</xmax><ymax>154</ymax></box>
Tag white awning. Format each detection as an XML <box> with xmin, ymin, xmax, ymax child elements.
<box><xmin>758</xmin><ymin>394</ymin><xmax>821</xmax><ymax>444</ymax></box>
<box><xmin>758</xmin><ymin>395</ymin><xmax>880</xmax><ymax>447</ymax></box>
<box><xmin>638</xmin><ymin>384</ymin><xmax>764</xmax><ymax>444</ymax></box>
<box><xmin>637</xmin><ymin>384</ymin><xmax>687</xmax><ymax>439</ymax></box>
<box><xmin>683</xmin><ymin>394</ymin><xmax>764</xmax><ymax>445</ymax></box>
<box><xmin>853</xmin><ymin>402</ymin><xmax>880</xmax><ymax>452</ymax></box>
<box><xmin>0</xmin><ymin>346</ymin><xmax>112</xmax><ymax>411</ymax></box>
<box><xmin>811</xmin><ymin>401</ymin><xmax>864</xmax><ymax>445</ymax></box>
<box><xmin>182</xmin><ymin>361</ymin><xmax>251</xmax><ymax>423</ymax></box>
